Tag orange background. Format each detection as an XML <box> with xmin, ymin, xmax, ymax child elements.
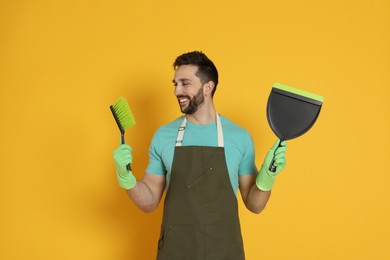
<box><xmin>1</xmin><ymin>0</ymin><xmax>389</xmax><ymax>259</ymax></box>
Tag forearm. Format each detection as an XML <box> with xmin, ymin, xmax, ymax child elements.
<box><xmin>239</xmin><ymin>140</ymin><xmax>287</xmax><ymax>214</ymax></box>
<box><xmin>245</xmin><ymin>184</ymin><xmax>271</xmax><ymax>214</ymax></box>
<box><xmin>113</xmin><ymin>144</ymin><xmax>165</xmax><ymax>212</ymax></box>
<box><xmin>126</xmin><ymin>181</ymin><xmax>160</xmax><ymax>213</ymax></box>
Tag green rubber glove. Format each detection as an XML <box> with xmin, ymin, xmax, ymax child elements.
<box><xmin>113</xmin><ymin>144</ymin><xmax>136</xmax><ymax>190</ymax></box>
<box><xmin>256</xmin><ymin>139</ymin><xmax>287</xmax><ymax>191</ymax></box>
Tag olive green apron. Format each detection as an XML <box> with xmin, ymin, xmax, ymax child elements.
<box><xmin>156</xmin><ymin>114</ymin><xmax>245</xmax><ymax>260</ymax></box>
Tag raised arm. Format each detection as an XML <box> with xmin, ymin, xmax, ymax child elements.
<box><xmin>113</xmin><ymin>144</ymin><xmax>166</xmax><ymax>213</ymax></box>
<box><xmin>126</xmin><ymin>173</ymin><xmax>165</xmax><ymax>213</ymax></box>
<box><xmin>239</xmin><ymin>174</ymin><xmax>271</xmax><ymax>214</ymax></box>
<box><xmin>239</xmin><ymin>140</ymin><xmax>287</xmax><ymax>214</ymax></box>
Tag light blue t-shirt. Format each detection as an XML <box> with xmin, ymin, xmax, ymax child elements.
<box><xmin>146</xmin><ymin>115</ymin><xmax>258</xmax><ymax>194</ymax></box>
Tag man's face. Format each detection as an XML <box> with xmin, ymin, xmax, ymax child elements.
<box><xmin>173</xmin><ymin>65</ymin><xmax>205</xmax><ymax>115</ymax></box>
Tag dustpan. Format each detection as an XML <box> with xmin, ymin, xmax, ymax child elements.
<box><xmin>267</xmin><ymin>82</ymin><xmax>324</xmax><ymax>172</ymax></box>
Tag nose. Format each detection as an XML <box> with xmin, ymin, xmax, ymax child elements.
<box><xmin>174</xmin><ymin>84</ymin><xmax>182</xmax><ymax>96</ymax></box>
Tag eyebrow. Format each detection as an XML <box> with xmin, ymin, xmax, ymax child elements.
<box><xmin>172</xmin><ymin>78</ymin><xmax>191</xmax><ymax>84</ymax></box>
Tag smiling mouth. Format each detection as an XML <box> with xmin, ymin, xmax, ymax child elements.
<box><xmin>177</xmin><ymin>96</ymin><xmax>189</xmax><ymax>105</ymax></box>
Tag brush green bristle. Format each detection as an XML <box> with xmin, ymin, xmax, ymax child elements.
<box><xmin>273</xmin><ymin>82</ymin><xmax>324</xmax><ymax>103</ymax></box>
<box><xmin>112</xmin><ymin>97</ymin><xmax>136</xmax><ymax>130</ymax></box>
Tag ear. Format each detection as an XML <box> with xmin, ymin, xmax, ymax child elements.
<box><xmin>204</xmin><ymin>81</ymin><xmax>215</xmax><ymax>96</ymax></box>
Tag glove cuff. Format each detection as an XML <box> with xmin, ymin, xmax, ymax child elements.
<box><xmin>117</xmin><ymin>170</ymin><xmax>137</xmax><ymax>190</ymax></box>
<box><xmin>255</xmin><ymin>165</ymin><xmax>276</xmax><ymax>191</ymax></box>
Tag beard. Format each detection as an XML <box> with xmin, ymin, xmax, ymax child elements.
<box><xmin>180</xmin><ymin>87</ymin><xmax>205</xmax><ymax>115</ymax></box>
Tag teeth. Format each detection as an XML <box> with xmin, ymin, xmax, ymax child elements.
<box><xmin>179</xmin><ymin>98</ymin><xmax>188</xmax><ymax>103</ymax></box>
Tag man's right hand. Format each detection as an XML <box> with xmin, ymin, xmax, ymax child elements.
<box><xmin>113</xmin><ymin>144</ymin><xmax>136</xmax><ymax>190</ymax></box>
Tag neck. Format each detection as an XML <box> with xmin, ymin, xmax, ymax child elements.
<box><xmin>185</xmin><ymin>103</ymin><xmax>216</xmax><ymax>125</ymax></box>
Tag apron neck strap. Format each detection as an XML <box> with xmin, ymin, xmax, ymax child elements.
<box><xmin>176</xmin><ymin>113</ymin><xmax>224</xmax><ymax>147</ymax></box>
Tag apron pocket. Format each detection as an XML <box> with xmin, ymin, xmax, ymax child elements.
<box><xmin>188</xmin><ymin>167</ymin><xmax>227</xmax><ymax>206</ymax></box>
<box><xmin>159</xmin><ymin>224</ymin><xmax>195</xmax><ymax>259</ymax></box>
<box><xmin>205</xmin><ymin>225</ymin><xmax>244</xmax><ymax>260</ymax></box>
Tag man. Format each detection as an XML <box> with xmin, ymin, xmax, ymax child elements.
<box><xmin>113</xmin><ymin>51</ymin><xmax>287</xmax><ymax>259</ymax></box>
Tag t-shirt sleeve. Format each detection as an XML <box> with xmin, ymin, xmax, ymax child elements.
<box><xmin>145</xmin><ymin>131</ymin><xmax>166</xmax><ymax>175</ymax></box>
<box><xmin>238</xmin><ymin>131</ymin><xmax>258</xmax><ymax>175</ymax></box>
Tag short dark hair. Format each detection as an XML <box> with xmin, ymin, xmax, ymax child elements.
<box><xmin>173</xmin><ymin>51</ymin><xmax>219</xmax><ymax>96</ymax></box>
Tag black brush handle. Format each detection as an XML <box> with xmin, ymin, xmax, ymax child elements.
<box><xmin>269</xmin><ymin>139</ymin><xmax>283</xmax><ymax>172</ymax></box>
<box><xmin>121</xmin><ymin>132</ymin><xmax>132</xmax><ymax>172</ymax></box>
<box><xmin>111</xmin><ymin>105</ymin><xmax>132</xmax><ymax>172</ymax></box>
<box><xmin>126</xmin><ymin>163</ymin><xmax>132</xmax><ymax>172</ymax></box>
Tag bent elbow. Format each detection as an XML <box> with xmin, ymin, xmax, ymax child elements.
<box><xmin>247</xmin><ymin>204</ymin><xmax>266</xmax><ymax>215</ymax></box>
<box><xmin>139</xmin><ymin>203</ymin><xmax>159</xmax><ymax>213</ymax></box>
<box><xmin>141</xmin><ymin>208</ymin><xmax>156</xmax><ymax>213</ymax></box>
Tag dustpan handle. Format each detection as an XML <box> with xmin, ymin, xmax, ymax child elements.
<box><xmin>269</xmin><ymin>139</ymin><xmax>283</xmax><ymax>173</ymax></box>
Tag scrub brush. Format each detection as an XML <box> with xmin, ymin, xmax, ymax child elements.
<box><xmin>110</xmin><ymin>96</ymin><xmax>136</xmax><ymax>171</ymax></box>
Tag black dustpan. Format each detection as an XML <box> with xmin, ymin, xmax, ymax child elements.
<box><xmin>267</xmin><ymin>82</ymin><xmax>324</xmax><ymax>172</ymax></box>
